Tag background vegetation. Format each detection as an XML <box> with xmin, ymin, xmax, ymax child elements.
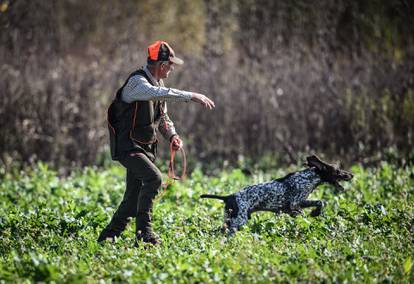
<box><xmin>1</xmin><ymin>0</ymin><xmax>413</xmax><ymax>169</ymax></box>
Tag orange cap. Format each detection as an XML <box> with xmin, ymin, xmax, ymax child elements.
<box><xmin>147</xmin><ymin>41</ymin><xmax>184</xmax><ymax>65</ymax></box>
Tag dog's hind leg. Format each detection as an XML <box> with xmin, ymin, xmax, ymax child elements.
<box><xmin>221</xmin><ymin>197</ymin><xmax>240</xmax><ymax>233</ymax></box>
<box><xmin>227</xmin><ymin>210</ymin><xmax>249</xmax><ymax>235</ymax></box>
<box><xmin>221</xmin><ymin>211</ymin><xmax>231</xmax><ymax>233</ymax></box>
<box><xmin>222</xmin><ymin>210</ymin><xmax>237</xmax><ymax>234</ymax></box>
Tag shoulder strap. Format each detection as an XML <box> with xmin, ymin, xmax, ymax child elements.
<box><xmin>115</xmin><ymin>68</ymin><xmax>152</xmax><ymax>101</ymax></box>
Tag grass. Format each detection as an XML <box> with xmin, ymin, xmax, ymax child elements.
<box><xmin>0</xmin><ymin>161</ymin><xmax>413</xmax><ymax>283</ymax></box>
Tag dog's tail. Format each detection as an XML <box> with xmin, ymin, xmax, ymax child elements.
<box><xmin>200</xmin><ymin>194</ymin><xmax>229</xmax><ymax>201</ymax></box>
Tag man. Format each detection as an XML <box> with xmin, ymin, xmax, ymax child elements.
<box><xmin>98</xmin><ymin>40</ymin><xmax>215</xmax><ymax>245</ymax></box>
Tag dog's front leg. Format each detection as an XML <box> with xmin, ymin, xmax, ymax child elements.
<box><xmin>286</xmin><ymin>201</ymin><xmax>303</xmax><ymax>217</ymax></box>
<box><xmin>299</xmin><ymin>200</ymin><xmax>324</xmax><ymax>217</ymax></box>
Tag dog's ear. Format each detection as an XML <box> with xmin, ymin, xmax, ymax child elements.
<box><xmin>306</xmin><ymin>155</ymin><xmax>327</xmax><ymax>171</ymax></box>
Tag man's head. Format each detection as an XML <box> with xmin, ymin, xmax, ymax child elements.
<box><xmin>147</xmin><ymin>41</ymin><xmax>183</xmax><ymax>65</ymax></box>
<box><xmin>146</xmin><ymin>41</ymin><xmax>183</xmax><ymax>80</ymax></box>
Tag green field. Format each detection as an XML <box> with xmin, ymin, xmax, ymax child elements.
<box><xmin>0</xmin><ymin>162</ymin><xmax>413</xmax><ymax>283</ymax></box>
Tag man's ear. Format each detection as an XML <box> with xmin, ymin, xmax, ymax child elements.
<box><xmin>306</xmin><ymin>155</ymin><xmax>326</xmax><ymax>171</ymax></box>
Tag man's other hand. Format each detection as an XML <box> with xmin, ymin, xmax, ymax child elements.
<box><xmin>171</xmin><ymin>135</ymin><xmax>183</xmax><ymax>151</ymax></box>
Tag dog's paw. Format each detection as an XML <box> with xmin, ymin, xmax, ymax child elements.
<box><xmin>310</xmin><ymin>209</ymin><xmax>322</xmax><ymax>217</ymax></box>
<box><xmin>220</xmin><ymin>225</ymin><xmax>228</xmax><ymax>234</ymax></box>
<box><xmin>221</xmin><ymin>225</ymin><xmax>238</xmax><ymax>237</ymax></box>
<box><xmin>227</xmin><ymin>227</ymin><xmax>237</xmax><ymax>237</ymax></box>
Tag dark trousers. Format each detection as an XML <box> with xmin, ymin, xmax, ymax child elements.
<box><xmin>106</xmin><ymin>152</ymin><xmax>162</xmax><ymax>234</ymax></box>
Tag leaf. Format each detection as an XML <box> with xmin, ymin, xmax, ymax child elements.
<box><xmin>404</xmin><ymin>257</ymin><xmax>412</xmax><ymax>274</ymax></box>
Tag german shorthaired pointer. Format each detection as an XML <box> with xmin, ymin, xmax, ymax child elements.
<box><xmin>201</xmin><ymin>155</ymin><xmax>353</xmax><ymax>234</ymax></box>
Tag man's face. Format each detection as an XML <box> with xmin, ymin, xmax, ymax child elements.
<box><xmin>159</xmin><ymin>61</ymin><xmax>174</xmax><ymax>79</ymax></box>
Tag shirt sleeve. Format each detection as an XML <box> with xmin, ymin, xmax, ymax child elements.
<box><xmin>121</xmin><ymin>75</ymin><xmax>193</xmax><ymax>103</ymax></box>
<box><xmin>158</xmin><ymin>103</ymin><xmax>177</xmax><ymax>140</ymax></box>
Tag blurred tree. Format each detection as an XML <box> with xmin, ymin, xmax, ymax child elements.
<box><xmin>0</xmin><ymin>0</ymin><xmax>413</xmax><ymax>169</ymax></box>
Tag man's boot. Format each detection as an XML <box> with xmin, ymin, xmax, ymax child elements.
<box><xmin>97</xmin><ymin>217</ymin><xmax>129</xmax><ymax>243</ymax></box>
<box><xmin>135</xmin><ymin>212</ymin><xmax>161</xmax><ymax>245</ymax></box>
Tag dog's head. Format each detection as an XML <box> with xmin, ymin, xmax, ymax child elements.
<box><xmin>306</xmin><ymin>155</ymin><xmax>353</xmax><ymax>191</ymax></box>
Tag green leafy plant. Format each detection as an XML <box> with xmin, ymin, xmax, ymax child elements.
<box><xmin>0</xmin><ymin>161</ymin><xmax>413</xmax><ymax>282</ymax></box>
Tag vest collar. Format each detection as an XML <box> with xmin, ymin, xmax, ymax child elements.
<box><xmin>143</xmin><ymin>65</ymin><xmax>164</xmax><ymax>87</ymax></box>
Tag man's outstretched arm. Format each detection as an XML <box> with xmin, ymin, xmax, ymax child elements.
<box><xmin>122</xmin><ymin>75</ymin><xmax>215</xmax><ymax>109</ymax></box>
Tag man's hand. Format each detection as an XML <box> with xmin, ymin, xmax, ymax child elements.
<box><xmin>170</xmin><ymin>135</ymin><xmax>183</xmax><ymax>151</ymax></box>
<box><xmin>191</xmin><ymin>93</ymin><xmax>215</xmax><ymax>109</ymax></box>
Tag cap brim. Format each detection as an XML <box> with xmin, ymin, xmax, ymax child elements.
<box><xmin>169</xmin><ymin>56</ymin><xmax>184</xmax><ymax>65</ymax></box>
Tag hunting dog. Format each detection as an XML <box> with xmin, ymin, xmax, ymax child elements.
<box><xmin>200</xmin><ymin>155</ymin><xmax>353</xmax><ymax>234</ymax></box>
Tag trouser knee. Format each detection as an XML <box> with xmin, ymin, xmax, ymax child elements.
<box><xmin>138</xmin><ymin>171</ymin><xmax>162</xmax><ymax>210</ymax></box>
<box><xmin>143</xmin><ymin>172</ymin><xmax>162</xmax><ymax>195</ymax></box>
